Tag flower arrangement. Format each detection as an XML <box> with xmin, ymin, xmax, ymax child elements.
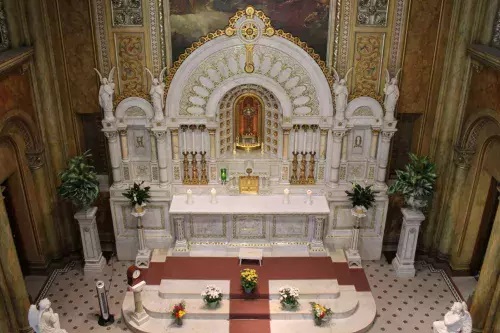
<box><xmin>388</xmin><ymin>153</ymin><xmax>437</xmax><ymax>211</ymax></box>
<box><xmin>201</xmin><ymin>285</ymin><xmax>222</xmax><ymax>308</ymax></box>
<box><xmin>240</xmin><ymin>268</ymin><xmax>258</xmax><ymax>293</ymax></box>
<box><xmin>345</xmin><ymin>182</ymin><xmax>377</xmax><ymax>212</ymax></box>
<box><xmin>279</xmin><ymin>286</ymin><xmax>300</xmax><ymax>309</ymax></box>
<box><xmin>310</xmin><ymin>302</ymin><xmax>332</xmax><ymax>326</ymax></box>
<box><xmin>171</xmin><ymin>301</ymin><xmax>186</xmax><ymax>326</ymax></box>
<box><xmin>122</xmin><ymin>181</ymin><xmax>151</xmax><ymax>212</ymax></box>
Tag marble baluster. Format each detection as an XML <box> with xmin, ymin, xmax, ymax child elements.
<box><xmin>171</xmin><ymin>128</ymin><xmax>179</xmax><ymax>160</ymax></box>
<box><xmin>153</xmin><ymin>129</ymin><xmax>168</xmax><ymax>187</ymax></box>
<box><xmin>376</xmin><ymin>131</ymin><xmax>395</xmax><ymax>186</ymax></box>
<box><xmin>119</xmin><ymin>129</ymin><xmax>129</xmax><ymax>161</ymax></box>
<box><xmin>0</xmin><ymin>187</ymin><xmax>31</xmax><ymax>332</ymax></box>
<box><xmin>330</xmin><ymin>130</ymin><xmax>345</xmax><ymax>185</ymax></box>
<box><xmin>104</xmin><ymin>130</ymin><xmax>122</xmax><ymax>186</ymax></box>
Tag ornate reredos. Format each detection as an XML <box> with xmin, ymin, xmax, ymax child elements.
<box><xmin>164</xmin><ymin>6</ymin><xmax>335</xmax><ymax>119</ymax></box>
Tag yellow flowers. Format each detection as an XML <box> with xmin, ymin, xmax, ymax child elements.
<box><xmin>177</xmin><ymin>310</ymin><xmax>186</xmax><ymax>318</ymax></box>
<box><xmin>241</xmin><ymin>268</ymin><xmax>258</xmax><ymax>290</ymax></box>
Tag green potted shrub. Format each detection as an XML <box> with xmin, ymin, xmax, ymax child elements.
<box><xmin>388</xmin><ymin>153</ymin><xmax>437</xmax><ymax>211</ymax></box>
<box><xmin>58</xmin><ymin>150</ymin><xmax>99</xmax><ymax>212</ymax></box>
<box><xmin>123</xmin><ymin>181</ymin><xmax>151</xmax><ymax>213</ymax></box>
<box><xmin>345</xmin><ymin>182</ymin><xmax>378</xmax><ymax>216</ymax></box>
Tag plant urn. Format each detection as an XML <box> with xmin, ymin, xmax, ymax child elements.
<box><xmin>134</xmin><ymin>203</ymin><xmax>146</xmax><ymax>213</ymax></box>
<box><xmin>175</xmin><ymin>318</ymin><xmax>182</xmax><ymax>326</ymax></box>
<box><xmin>244</xmin><ymin>286</ymin><xmax>254</xmax><ymax>294</ymax></box>
<box><xmin>314</xmin><ymin>317</ymin><xmax>323</xmax><ymax>326</ymax></box>
<box><xmin>282</xmin><ymin>302</ymin><xmax>296</xmax><ymax>311</ymax></box>
<box><xmin>206</xmin><ymin>300</ymin><xmax>219</xmax><ymax>309</ymax></box>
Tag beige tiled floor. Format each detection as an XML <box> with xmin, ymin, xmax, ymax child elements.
<box><xmin>29</xmin><ymin>258</ymin><xmax>462</xmax><ymax>332</ymax></box>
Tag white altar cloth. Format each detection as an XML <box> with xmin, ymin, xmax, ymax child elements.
<box><xmin>169</xmin><ymin>194</ymin><xmax>330</xmax><ymax>215</ymax></box>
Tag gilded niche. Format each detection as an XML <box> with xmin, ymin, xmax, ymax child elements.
<box><xmin>353</xmin><ymin>33</ymin><xmax>384</xmax><ymax>97</ymax></box>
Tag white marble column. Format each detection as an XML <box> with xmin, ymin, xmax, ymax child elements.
<box><xmin>309</xmin><ymin>216</ymin><xmax>327</xmax><ymax>256</ymax></box>
<box><xmin>119</xmin><ymin>129</ymin><xmax>129</xmax><ymax>161</ymax></box>
<box><xmin>369</xmin><ymin>129</ymin><xmax>380</xmax><ymax>161</ymax></box>
<box><xmin>150</xmin><ymin>131</ymin><xmax>157</xmax><ymax>162</ymax></box>
<box><xmin>74</xmin><ymin>207</ymin><xmax>106</xmax><ymax>273</ymax></box>
<box><xmin>282</xmin><ymin>129</ymin><xmax>290</xmax><ymax>160</ymax></box>
<box><xmin>330</xmin><ymin>130</ymin><xmax>345</xmax><ymax>185</ymax></box>
<box><xmin>171</xmin><ymin>128</ymin><xmax>179</xmax><ymax>160</ymax></box>
<box><xmin>103</xmin><ymin>130</ymin><xmax>122</xmax><ymax>186</ymax></box>
<box><xmin>173</xmin><ymin>216</ymin><xmax>189</xmax><ymax>254</ymax></box>
<box><xmin>153</xmin><ymin>128</ymin><xmax>168</xmax><ymax>187</ymax></box>
<box><xmin>341</xmin><ymin>132</ymin><xmax>348</xmax><ymax>163</ymax></box>
<box><xmin>130</xmin><ymin>281</ymin><xmax>149</xmax><ymax>325</ymax></box>
<box><xmin>208</xmin><ymin>128</ymin><xmax>216</xmax><ymax>160</ymax></box>
<box><xmin>319</xmin><ymin>129</ymin><xmax>328</xmax><ymax>160</ymax></box>
<box><xmin>392</xmin><ymin>208</ymin><xmax>425</xmax><ymax>278</ymax></box>
<box><xmin>376</xmin><ymin>131</ymin><xmax>395</xmax><ymax>186</ymax></box>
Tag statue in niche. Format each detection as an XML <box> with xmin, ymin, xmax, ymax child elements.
<box><xmin>332</xmin><ymin>67</ymin><xmax>353</xmax><ymax>120</ymax></box>
<box><xmin>94</xmin><ymin>67</ymin><xmax>116</xmax><ymax>121</ymax></box>
<box><xmin>29</xmin><ymin>298</ymin><xmax>68</xmax><ymax>333</ymax></box>
<box><xmin>354</xmin><ymin>135</ymin><xmax>363</xmax><ymax>148</ymax></box>
<box><xmin>432</xmin><ymin>302</ymin><xmax>472</xmax><ymax>333</ymax></box>
<box><xmin>383</xmin><ymin>69</ymin><xmax>401</xmax><ymax>121</ymax></box>
<box><xmin>145</xmin><ymin>67</ymin><xmax>168</xmax><ymax>121</ymax></box>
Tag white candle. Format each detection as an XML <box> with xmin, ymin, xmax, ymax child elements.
<box><xmin>211</xmin><ymin>188</ymin><xmax>216</xmax><ymax>195</ymax></box>
<box><xmin>303</xmin><ymin>130</ymin><xmax>306</xmax><ymax>152</ymax></box>
<box><xmin>192</xmin><ymin>129</ymin><xmax>195</xmax><ymax>152</ymax></box>
<box><xmin>306</xmin><ymin>189</ymin><xmax>312</xmax><ymax>204</ymax></box>
<box><xmin>187</xmin><ymin>189</ymin><xmax>193</xmax><ymax>204</ymax></box>
<box><xmin>183</xmin><ymin>130</ymin><xmax>186</xmax><ymax>153</ymax></box>
<box><xmin>294</xmin><ymin>130</ymin><xmax>297</xmax><ymax>152</ymax></box>
<box><xmin>284</xmin><ymin>188</ymin><xmax>290</xmax><ymax>204</ymax></box>
<box><xmin>312</xmin><ymin>131</ymin><xmax>315</xmax><ymax>152</ymax></box>
<box><xmin>201</xmin><ymin>131</ymin><xmax>204</xmax><ymax>152</ymax></box>
<box><xmin>210</xmin><ymin>188</ymin><xmax>217</xmax><ymax>204</ymax></box>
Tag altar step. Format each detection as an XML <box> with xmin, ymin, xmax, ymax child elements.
<box><xmin>229</xmin><ymin>299</ymin><xmax>270</xmax><ymax>319</ymax></box>
<box><xmin>159</xmin><ymin>279</ymin><xmax>230</xmax><ymax>300</ymax></box>
<box><xmin>229</xmin><ymin>319</ymin><xmax>271</xmax><ymax>333</ymax></box>
<box><xmin>268</xmin><ymin>279</ymin><xmax>341</xmax><ymax>299</ymax></box>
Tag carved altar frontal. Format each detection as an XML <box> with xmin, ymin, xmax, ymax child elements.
<box><xmin>102</xmin><ymin>6</ymin><xmax>397</xmax><ymax>261</ymax></box>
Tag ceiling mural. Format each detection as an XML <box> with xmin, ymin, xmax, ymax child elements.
<box><xmin>168</xmin><ymin>0</ymin><xmax>332</xmax><ymax>62</ymax></box>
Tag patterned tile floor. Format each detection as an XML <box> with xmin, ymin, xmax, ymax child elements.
<box><xmin>29</xmin><ymin>258</ymin><xmax>462</xmax><ymax>332</ymax></box>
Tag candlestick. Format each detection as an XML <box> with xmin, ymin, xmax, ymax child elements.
<box><xmin>303</xmin><ymin>130</ymin><xmax>306</xmax><ymax>152</ymax></box>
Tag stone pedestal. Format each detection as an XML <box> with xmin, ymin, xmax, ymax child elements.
<box><xmin>130</xmin><ymin>281</ymin><xmax>149</xmax><ymax>326</ymax></box>
<box><xmin>74</xmin><ymin>207</ymin><xmax>106</xmax><ymax>274</ymax></box>
<box><xmin>345</xmin><ymin>208</ymin><xmax>365</xmax><ymax>268</ymax></box>
<box><xmin>132</xmin><ymin>210</ymin><xmax>151</xmax><ymax>268</ymax></box>
<box><xmin>309</xmin><ymin>216</ymin><xmax>327</xmax><ymax>256</ymax></box>
<box><xmin>392</xmin><ymin>208</ymin><xmax>425</xmax><ymax>278</ymax></box>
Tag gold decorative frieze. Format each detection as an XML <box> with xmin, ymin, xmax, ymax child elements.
<box><xmin>115</xmin><ymin>33</ymin><xmax>146</xmax><ymax>94</ymax></box>
<box><xmin>111</xmin><ymin>0</ymin><xmax>143</xmax><ymax>27</ymax></box>
<box><xmin>357</xmin><ymin>0</ymin><xmax>389</xmax><ymax>26</ymax></box>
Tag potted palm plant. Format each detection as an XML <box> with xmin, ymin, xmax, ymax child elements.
<box><xmin>58</xmin><ymin>150</ymin><xmax>105</xmax><ymax>273</ymax></box>
<box><xmin>345</xmin><ymin>182</ymin><xmax>378</xmax><ymax>216</ymax></box>
<box><xmin>123</xmin><ymin>181</ymin><xmax>151</xmax><ymax>213</ymax></box>
<box><xmin>388</xmin><ymin>153</ymin><xmax>437</xmax><ymax>211</ymax></box>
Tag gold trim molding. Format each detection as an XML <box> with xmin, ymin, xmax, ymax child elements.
<box><xmin>467</xmin><ymin>44</ymin><xmax>500</xmax><ymax>72</ymax></box>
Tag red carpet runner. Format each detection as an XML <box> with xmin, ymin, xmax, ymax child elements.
<box><xmin>141</xmin><ymin>257</ymin><xmax>371</xmax><ymax>333</ymax></box>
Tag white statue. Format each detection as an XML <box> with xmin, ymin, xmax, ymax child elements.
<box><xmin>94</xmin><ymin>67</ymin><xmax>116</xmax><ymax>121</ymax></box>
<box><xmin>383</xmin><ymin>69</ymin><xmax>401</xmax><ymax>121</ymax></box>
<box><xmin>433</xmin><ymin>302</ymin><xmax>472</xmax><ymax>333</ymax></box>
<box><xmin>332</xmin><ymin>67</ymin><xmax>353</xmax><ymax>121</ymax></box>
<box><xmin>145</xmin><ymin>67</ymin><xmax>168</xmax><ymax>122</ymax></box>
<box><xmin>28</xmin><ymin>298</ymin><xmax>68</xmax><ymax>333</ymax></box>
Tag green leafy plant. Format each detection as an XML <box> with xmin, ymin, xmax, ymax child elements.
<box><xmin>345</xmin><ymin>183</ymin><xmax>377</xmax><ymax>210</ymax></box>
<box><xmin>388</xmin><ymin>153</ymin><xmax>437</xmax><ymax>210</ymax></box>
<box><xmin>58</xmin><ymin>150</ymin><xmax>99</xmax><ymax>211</ymax></box>
<box><xmin>122</xmin><ymin>181</ymin><xmax>151</xmax><ymax>206</ymax></box>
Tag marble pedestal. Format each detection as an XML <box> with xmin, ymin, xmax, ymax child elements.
<box><xmin>345</xmin><ymin>210</ymin><xmax>364</xmax><ymax>268</ymax></box>
<box><xmin>132</xmin><ymin>210</ymin><xmax>151</xmax><ymax>268</ymax></box>
<box><xmin>392</xmin><ymin>208</ymin><xmax>425</xmax><ymax>278</ymax></box>
<box><xmin>74</xmin><ymin>207</ymin><xmax>106</xmax><ymax>274</ymax></box>
<box><xmin>130</xmin><ymin>281</ymin><xmax>149</xmax><ymax>326</ymax></box>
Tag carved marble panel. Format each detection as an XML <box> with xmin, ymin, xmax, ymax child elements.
<box><xmin>189</xmin><ymin>215</ymin><xmax>226</xmax><ymax>239</ymax></box>
<box><xmin>232</xmin><ymin>215</ymin><xmax>266</xmax><ymax>240</ymax></box>
<box><xmin>353</xmin><ymin>32</ymin><xmax>385</xmax><ymax>97</ymax></box>
<box><xmin>111</xmin><ymin>0</ymin><xmax>143</xmax><ymax>27</ymax></box>
<box><xmin>127</xmin><ymin>127</ymin><xmax>151</xmax><ymax>161</ymax></box>
<box><xmin>347</xmin><ymin>162</ymin><xmax>366</xmax><ymax>181</ymax></box>
<box><xmin>357</xmin><ymin>0</ymin><xmax>389</xmax><ymax>26</ymax></box>
<box><xmin>272</xmin><ymin>216</ymin><xmax>308</xmax><ymax>239</ymax></box>
<box><xmin>348</xmin><ymin>128</ymin><xmax>371</xmax><ymax>160</ymax></box>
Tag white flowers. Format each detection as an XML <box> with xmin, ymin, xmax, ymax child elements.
<box><xmin>201</xmin><ymin>285</ymin><xmax>222</xmax><ymax>303</ymax></box>
<box><xmin>279</xmin><ymin>286</ymin><xmax>300</xmax><ymax>307</ymax></box>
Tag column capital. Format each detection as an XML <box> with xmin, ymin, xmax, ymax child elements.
<box><xmin>381</xmin><ymin>131</ymin><xmax>395</xmax><ymax>142</ymax></box>
<box><xmin>453</xmin><ymin>146</ymin><xmax>475</xmax><ymax>169</ymax></box>
<box><xmin>151</xmin><ymin>129</ymin><xmax>167</xmax><ymax>141</ymax></box>
<box><xmin>208</xmin><ymin>128</ymin><xmax>216</xmax><ymax>135</ymax></box>
<box><xmin>118</xmin><ymin>129</ymin><xmax>127</xmax><ymax>136</ymax></box>
<box><xmin>103</xmin><ymin>130</ymin><xmax>118</xmax><ymax>141</ymax></box>
<box><xmin>170</xmin><ymin>128</ymin><xmax>179</xmax><ymax>135</ymax></box>
<box><xmin>282</xmin><ymin>128</ymin><xmax>291</xmax><ymax>135</ymax></box>
<box><xmin>26</xmin><ymin>149</ymin><xmax>45</xmax><ymax>170</ymax></box>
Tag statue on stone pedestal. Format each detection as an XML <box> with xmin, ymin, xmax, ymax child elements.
<box><xmin>94</xmin><ymin>67</ymin><xmax>116</xmax><ymax>121</ymax></box>
<box><xmin>28</xmin><ymin>298</ymin><xmax>68</xmax><ymax>333</ymax></box>
<box><xmin>332</xmin><ymin>68</ymin><xmax>352</xmax><ymax>120</ymax></box>
<box><xmin>383</xmin><ymin>69</ymin><xmax>401</xmax><ymax>121</ymax></box>
<box><xmin>145</xmin><ymin>67</ymin><xmax>168</xmax><ymax>121</ymax></box>
<box><xmin>432</xmin><ymin>302</ymin><xmax>472</xmax><ymax>333</ymax></box>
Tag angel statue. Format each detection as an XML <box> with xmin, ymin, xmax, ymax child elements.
<box><xmin>433</xmin><ymin>301</ymin><xmax>472</xmax><ymax>333</ymax></box>
<box><xmin>145</xmin><ymin>67</ymin><xmax>168</xmax><ymax>121</ymax></box>
<box><xmin>383</xmin><ymin>69</ymin><xmax>401</xmax><ymax>121</ymax></box>
<box><xmin>94</xmin><ymin>67</ymin><xmax>116</xmax><ymax>121</ymax></box>
<box><xmin>332</xmin><ymin>67</ymin><xmax>353</xmax><ymax>121</ymax></box>
<box><xmin>28</xmin><ymin>298</ymin><xmax>68</xmax><ymax>333</ymax></box>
